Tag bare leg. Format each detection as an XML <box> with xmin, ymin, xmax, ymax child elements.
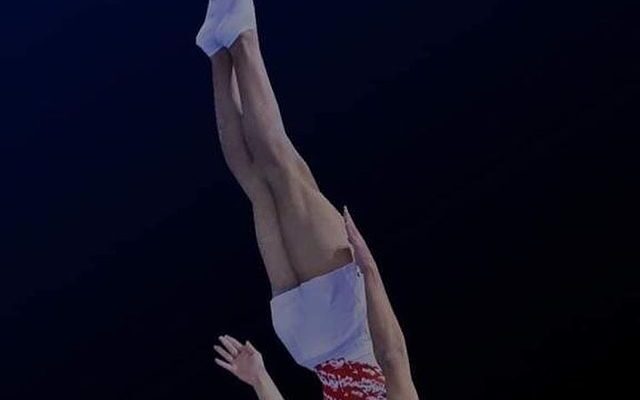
<box><xmin>229</xmin><ymin>31</ymin><xmax>353</xmax><ymax>283</ymax></box>
<box><xmin>211</xmin><ymin>49</ymin><xmax>299</xmax><ymax>297</ymax></box>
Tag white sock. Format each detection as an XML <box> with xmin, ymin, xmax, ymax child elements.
<box><xmin>195</xmin><ymin>0</ymin><xmax>225</xmax><ymax>57</ymax></box>
<box><xmin>216</xmin><ymin>0</ymin><xmax>257</xmax><ymax>48</ymax></box>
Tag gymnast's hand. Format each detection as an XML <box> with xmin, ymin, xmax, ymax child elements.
<box><xmin>213</xmin><ymin>334</ymin><xmax>266</xmax><ymax>387</ymax></box>
<box><xmin>343</xmin><ymin>206</ymin><xmax>378</xmax><ymax>272</ymax></box>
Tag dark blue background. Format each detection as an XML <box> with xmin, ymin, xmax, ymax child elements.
<box><xmin>1</xmin><ymin>1</ymin><xmax>637</xmax><ymax>399</ymax></box>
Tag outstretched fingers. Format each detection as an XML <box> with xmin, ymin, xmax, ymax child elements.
<box><xmin>214</xmin><ymin>344</ymin><xmax>234</xmax><ymax>362</ymax></box>
<box><xmin>225</xmin><ymin>335</ymin><xmax>244</xmax><ymax>349</ymax></box>
<box><xmin>219</xmin><ymin>335</ymin><xmax>240</xmax><ymax>357</ymax></box>
<box><xmin>245</xmin><ymin>340</ymin><xmax>257</xmax><ymax>354</ymax></box>
<box><xmin>214</xmin><ymin>357</ymin><xmax>236</xmax><ymax>373</ymax></box>
<box><xmin>214</xmin><ymin>335</ymin><xmax>242</xmax><ymax>374</ymax></box>
<box><xmin>342</xmin><ymin>206</ymin><xmax>377</xmax><ymax>269</ymax></box>
<box><xmin>343</xmin><ymin>206</ymin><xmax>363</xmax><ymax>243</ymax></box>
<box><xmin>225</xmin><ymin>334</ymin><xmax>258</xmax><ymax>356</ymax></box>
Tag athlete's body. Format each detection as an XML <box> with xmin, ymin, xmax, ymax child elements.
<box><xmin>196</xmin><ymin>1</ymin><xmax>419</xmax><ymax>398</ymax></box>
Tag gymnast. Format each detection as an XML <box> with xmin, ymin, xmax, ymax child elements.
<box><xmin>196</xmin><ymin>1</ymin><xmax>420</xmax><ymax>398</ymax></box>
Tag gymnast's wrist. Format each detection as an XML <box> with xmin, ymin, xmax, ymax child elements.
<box><xmin>251</xmin><ymin>368</ymin><xmax>272</xmax><ymax>389</ymax></box>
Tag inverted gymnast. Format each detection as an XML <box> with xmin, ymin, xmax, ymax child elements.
<box><xmin>196</xmin><ymin>1</ymin><xmax>420</xmax><ymax>399</ymax></box>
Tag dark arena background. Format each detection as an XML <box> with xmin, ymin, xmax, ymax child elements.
<box><xmin>1</xmin><ymin>1</ymin><xmax>637</xmax><ymax>399</ymax></box>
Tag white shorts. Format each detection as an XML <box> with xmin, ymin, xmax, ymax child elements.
<box><xmin>270</xmin><ymin>261</ymin><xmax>379</xmax><ymax>371</ymax></box>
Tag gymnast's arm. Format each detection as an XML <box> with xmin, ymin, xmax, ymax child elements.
<box><xmin>252</xmin><ymin>371</ymin><xmax>286</xmax><ymax>400</ymax></box>
<box><xmin>213</xmin><ymin>335</ymin><xmax>286</xmax><ymax>400</ymax></box>
<box><xmin>362</xmin><ymin>266</ymin><xmax>420</xmax><ymax>400</ymax></box>
<box><xmin>343</xmin><ymin>207</ymin><xmax>420</xmax><ymax>400</ymax></box>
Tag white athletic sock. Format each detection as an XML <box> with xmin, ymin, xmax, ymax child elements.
<box><xmin>216</xmin><ymin>0</ymin><xmax>257</xmax><ymax>48</ymax></box>
<box><xmin>195</xmin><ymin>0</ymin><xmax>225</xmax><ymax>57</ymax></box>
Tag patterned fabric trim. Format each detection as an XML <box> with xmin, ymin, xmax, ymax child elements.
<box><xmin>314</xmin><ymin>358</ymin><xmax>387</xmax><ymax>400</ymax></box>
